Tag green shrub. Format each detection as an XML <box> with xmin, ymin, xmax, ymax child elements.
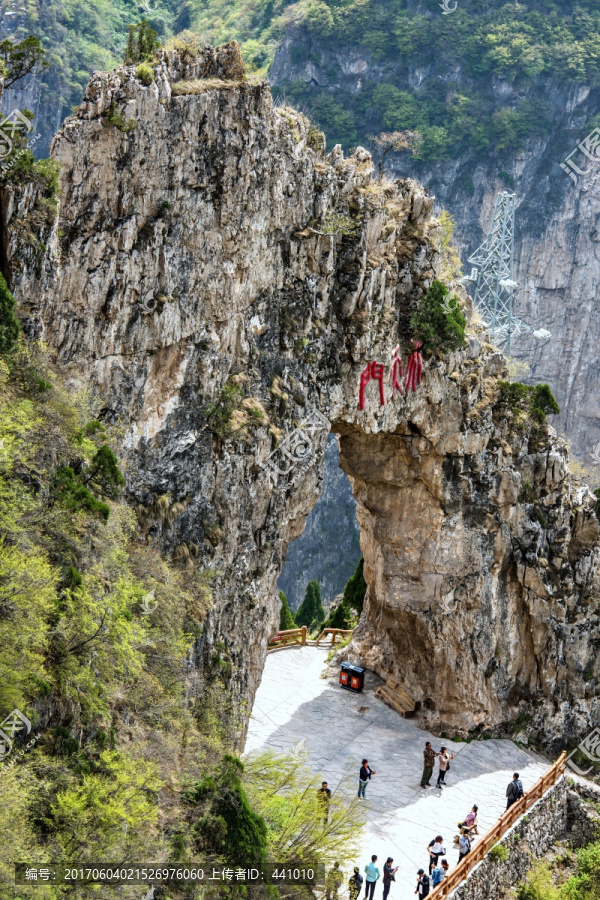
<box><xmin>411</xmin><ymin>279</ymin><xmax>466</xmax><ymax>355</ymax></box>
<box><xmin>531</xmin><ymin>384</ymin><xmax>560</xmax><ymax>422</ymax></box>
<box><xmin>107</xmin><ymin>101</ymin><xmax>137</xmax><ymax>133</ymax></box>
<box><xmin>135</xmin><ymin>62</ymin><xmax>155</xmax><ymax>85</ymax></box>
<box><xmin>53</xmin><ymin>466</ymin><xmax>111</xmax><ymax>521</ymax></box>
<box><xmin>0</xmin><ymin>273</ymin><xmax>20</xmax><ymax>354</ymax></box>
<box><xmin>489</xmin><ymin>844</ymin><xmax>508</xmax><ymax>862</ymax></box>
<box><xmin>594</xmin><ymin>488</ymin><xmax>600</xmax><ymax>518</ymax></box>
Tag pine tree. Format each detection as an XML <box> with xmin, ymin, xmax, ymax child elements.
<box><xmin>0</xmin><ymin>272</ymin><xmax>20</xmax><ymax>354</ymax></box>
<box><xmin>343</xmin><ymin>557</ymin><xmax>367</xmax><ymax>615</ymax></box>
<box><xmin>295</xmin><ymin>580</ymin><xmax>325</xmax><ymax>630</ymax></box>
<box><xmin>279</xmin><ymin>590</ymin><xmax>296</xmax><ymax>630</ymax></box>
<box><xmin>322</xmin><ymin>557</ymin><xmax>367</xmax><ymax>629</ymax></box>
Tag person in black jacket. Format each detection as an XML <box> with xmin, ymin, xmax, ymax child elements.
<box><xmin>318</xmin><ymin>781</ymin><xmax>332</xmax><ymax>822</ymax></box>
<box><xmin>506</xmin><ymin>772</ymin><xmax>524</xmax><ymax>809</ymax></box>
<box><xmin>358</xmin><ymin>758</ymin><xmax>374</xmax><ymax>798</ymax></box>
<box><xmin>382</xmin><ymin>858</ymin><xmax>398</xmax><ymax>900</ymax></box>
<box><xmin>415</xmin><ymin>869</ymin><xmax>430</xmax><ymax>897</ymax></box>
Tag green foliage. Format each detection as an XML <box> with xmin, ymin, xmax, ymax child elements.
<box><xmin>295</xmin><ymin>579</ymin><xmax>325</xmax><ymax>630</ymax></box>
<box><xmin>489</xmin><ymin>843</ymin><xmax>508</xmax><ymax>863</ymax></box>
<box><xmin>496</xmin><ymin>381</ymin><xmax>559</xmax><ymax>427</ymax></box>
<box><xmin>322</xmin><ymin>556</ymin><xmax>366</xmax><ymax>629</ymax></box>
<box><xmin>106</xmin><ymin>100</ymin><xmax>137</xmax><ymax>133</ymax></box>
<box><xmin>53</xmin><ymin>466</ymin><xmax>110</xmax><ymax>520</ymax></box>
<box><xmin>343</xmin><ymin>556</ymin><xmax>366</xmax><ymax>615</ymax></box>
<box><xmin>0</xmin><ymin>338</ymin><xmax>221</xmax><ymax>881</ymax></box>
<box><xmin>411</xmin><ymin>279</ymin><xmax>466</xmax><ymax>355</ymax></box>
<box><xmin>135</xmin><ymin>61</ymin><xmax>155</xmax><ymax>85</ymax></box>
<box><xmin>279</xmin><ymin>590</ymin><xmax>296</xmax><ymax>630</ymax></box>
<box><xmin>531</xmin><ymin>384</ymin><xmax>560</xmax><ymax>421</ymax></box>
<box><xmin>244</xmin><ymin>751</ymin><xmax>367</xmax><ymax>870</ymax></box>
<box><xmin>0</xmin><ymin>273</ymin><xmax>21</xmax><ymax>355</ymax></box>
<box><xmin>0</xmin><ymin>35</ymin><xmax>47</xmax><ymax>89</ymax></box>
<box><xmin>517</xmin><ymin>842</ymin><xmax>600</xmax><ymax>899</ymax></box>
<box><xmin>206</xmin><ymin>377</ymin><xmax>268</xmax><ymax>441</ymax></box>
<box><xmin>594</xmin><ymin>488</ymin><xmax>600</xmax><ymax>519</ymax></box>
<box><xmin>124</xmin><ymin>20</ymin><xmax>161</xmax><ymax>65</ymax></box>
<box><xmin>186</xmin><ymin>755</ymin><xmax>269</xmax><ymax>867</ymax></box>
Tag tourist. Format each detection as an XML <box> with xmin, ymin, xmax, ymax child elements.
<box><xmin>358</xmin><ymin>758</ymin><xmax>374</xmax><ymax>799</ymax></box>
<box><xmin>325</xmin><ymin>861</ymin><xmax>343</xmax><ymax>900</ymax></box>
<box><xmin>420</xmin><ymin>741</ymin><xmax>439</xmax><ymax>788</ymax></box>
<box><xmin>348</xmin><ymin>866</ymin><xmax>363</xmax><ymax>900</ymax></box>
<box><xmin>436</xmin><ymin>745</ymin><xmax>454</xmax><ymax>788</ymax></box>
<box><xmin>458</xmin><ymin>804</ymin><xmax>479</xmax><ymax>835</ymax></box>
<box><xmin>363</xmin><ymin>855</ymin><xmax>380</xmax><ymax>899</ymax></box>
<box><xmin>431</xmin><ymin>859</ymin><xmax>448</xmax><ymax>887</ymax></box>
<box><xmin>506</xmin><ymin>772</ymin><xmax>524</xmax><ymax>809</ymax></box>
<box><xmin>426</xmin><ymin>835</ymin><xmax>445</xmax><ymax>874</ymax></box>
<box><xmin>458</xmin><ymin>828</ymin><xmax>471</xmax><ymax>862</ymax></box>
<box><xmin>382</xmin><ymin>857</ymin><xmax>398</xmax><ymax>900</ymax></box>
<box><xmin>318</xmin><ymin>780</ymin><xmax>332</xmax><ymax>822</ymax></box>
<box><xmin>415</xmin><ymin>869</ymin><xmax>430</xmax><ymax>897</ymax></box>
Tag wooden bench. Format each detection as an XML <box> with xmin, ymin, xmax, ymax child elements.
<box><xmin>375</xmin><ymin>678</ymin><xmax>420</xmax><ymax>718</ymax></box>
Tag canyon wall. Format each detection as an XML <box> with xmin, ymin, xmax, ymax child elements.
<box><xmin>5</xmin><ymin>44</ymin><xmax>600</xmax><ymax>747</ymax></box>
<box><xmin>270</xmin><ymin>35</ymin><xmax>600</xmax><ymax>467</ymax></box>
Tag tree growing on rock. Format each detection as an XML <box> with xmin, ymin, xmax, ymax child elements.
<box><xmin>124</xmin><ymin>21</ymin><xmax>161</xmax><ymax>65</ymax></box>
<box><xmin>411</xmin><ymin>279</ymin><xmax>466</xmax><ymax>355</ymax></box>
<box><xmin>295</xmin><ymin>580</ymin><xmax>325</xmax><ymax>631</ymax></box>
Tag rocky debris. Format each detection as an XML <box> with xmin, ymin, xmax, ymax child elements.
<box><xmin>5</xmin><ymin>45</ymin><xmax>600</xmax><ymax>748</ymax></box>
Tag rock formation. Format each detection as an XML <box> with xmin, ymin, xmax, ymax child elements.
<box><xmin>4</xmin><ymin>43</ymin><xmax>600</xmax><ymax>748</ymax></box>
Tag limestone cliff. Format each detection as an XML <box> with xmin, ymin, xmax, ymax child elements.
<box><xmin>5</xmin><ymin>43</ymin><xmax>600</xmax><ymax>749</ymax></box>
<box><xmin>270</xmin><ymin>38</ymin><xmax>600</xmax><ymax>465</ymax></box>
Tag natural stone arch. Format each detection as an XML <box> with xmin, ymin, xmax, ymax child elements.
<box><xmin>7</xmin><ymin>43</ymin><xmax>599</xmax><ymax>751</ymax></box>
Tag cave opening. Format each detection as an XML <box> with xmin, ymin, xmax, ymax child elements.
<box><xmin>277</xmin><ymin>433</ymin><xmax>362</xmax><ymax>624</ymax></box>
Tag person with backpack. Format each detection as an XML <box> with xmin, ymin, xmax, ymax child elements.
<box><xmin>431</xmin><ymin>859</ymin><xmax>448</xmax><ymax>887</ymax></box>
<box><xmin>436</xmin><ymin>746</ymin><xmax>454</xmax><ymax>788</ymax></box>
<box><xmin>382</xmin><ymin>857</ymin><xmax>398</xmax><ymax>900</ymax></box>
<box><xmin>415</xmin><ymin>869</ymin><xmax>430</xmax><ymax>897</ymax></box>
<box><xmin>363</xmin><ymin>855</ymin><xmax>380</xmax><ymax>899</ymax></box>
<box><xmin>506</xmin><ymin>772</ymin><xmax>524</xmax><ymax>809</ymax></box>
<box><xmin>458</xmin><ymin>828</ymin><xmax>472</xmax><ymax>862</ymax></box>
<box><xmin>348</xmin><ymin>866</ymin><xmax>363</xmax><ymax>900</ymax></box>
<box><xmin>426</xmin><ymin>835</ymin><xmax>445</xmax><ymax>874</ymax></box>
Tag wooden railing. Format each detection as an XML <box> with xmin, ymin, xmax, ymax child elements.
<box><xmin>268</xmin><ymin>627</ymin><xmax>354</xmax><ymax>651</ymax></box>
<box><xmin>313</xmin><ymin>628</ymin><xmax>354</xmax><ymax>646</ymax></box>
<box><xmin>430</xmin><ymin>751</ymin><xmax>567</xmax><ymax>899</ymax></box>
<box><xmin>267</xmin><ymin>627</ymin><xmax>307</xmax><ymax>650</ymax></box>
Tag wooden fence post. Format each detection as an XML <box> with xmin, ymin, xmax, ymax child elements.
<box><xmin>301</xmin><ymin>626</ymin><xmax>307</xmax><ymax>645</ymax></box>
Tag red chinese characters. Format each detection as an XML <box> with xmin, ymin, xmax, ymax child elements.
<box><xmin>359</xmin><ymin>361</ymin><xmax>385</xmax><ymax>410</ymax></box>
<box><xmin>359</xmin><ymin>343</ymin><xmax>424</xmax><ymax>409</ymax></box>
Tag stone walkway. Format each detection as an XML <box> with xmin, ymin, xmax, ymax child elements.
<box><xmin>245</xmin><ymin>646</ymin><xmax>551</xmax><ymax>893</ymax></box>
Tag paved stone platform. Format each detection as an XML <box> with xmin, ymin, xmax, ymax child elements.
<box><xmin>245</xmin><ymin>646</ymin><xmax>551</xmax><ymax>893</ymax></box>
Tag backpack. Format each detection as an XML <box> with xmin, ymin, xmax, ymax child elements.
<box><xmin>516</xmin><ymin>780</ymin><xmax>524</xmax><ymax>798</ymax></box>
<box><xmin>432</xmin><ymin>867</ymin><xmax>443</xmax><ymax>886</ymax></box>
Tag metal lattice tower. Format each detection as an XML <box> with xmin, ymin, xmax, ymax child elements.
<box><xmin>466</xmin><ymin>191</ymin><xmax>530</xmax><ymax>355</ymax></box>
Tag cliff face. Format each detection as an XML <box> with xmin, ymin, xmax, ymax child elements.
<box><xmin>6</xmin><ymin>44</ymin><xmax>600</xmax><ymax>747</ymax></box>
<box><xmin>270</xmin><ymin>37</ymin><xmax>600</xmax><ymax>466</ymax></box>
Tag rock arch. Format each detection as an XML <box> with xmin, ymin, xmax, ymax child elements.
<box><xmin>8</xmin><ymin>44</ymin><xmax>600</xmax><ymax>749</ymax></box>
